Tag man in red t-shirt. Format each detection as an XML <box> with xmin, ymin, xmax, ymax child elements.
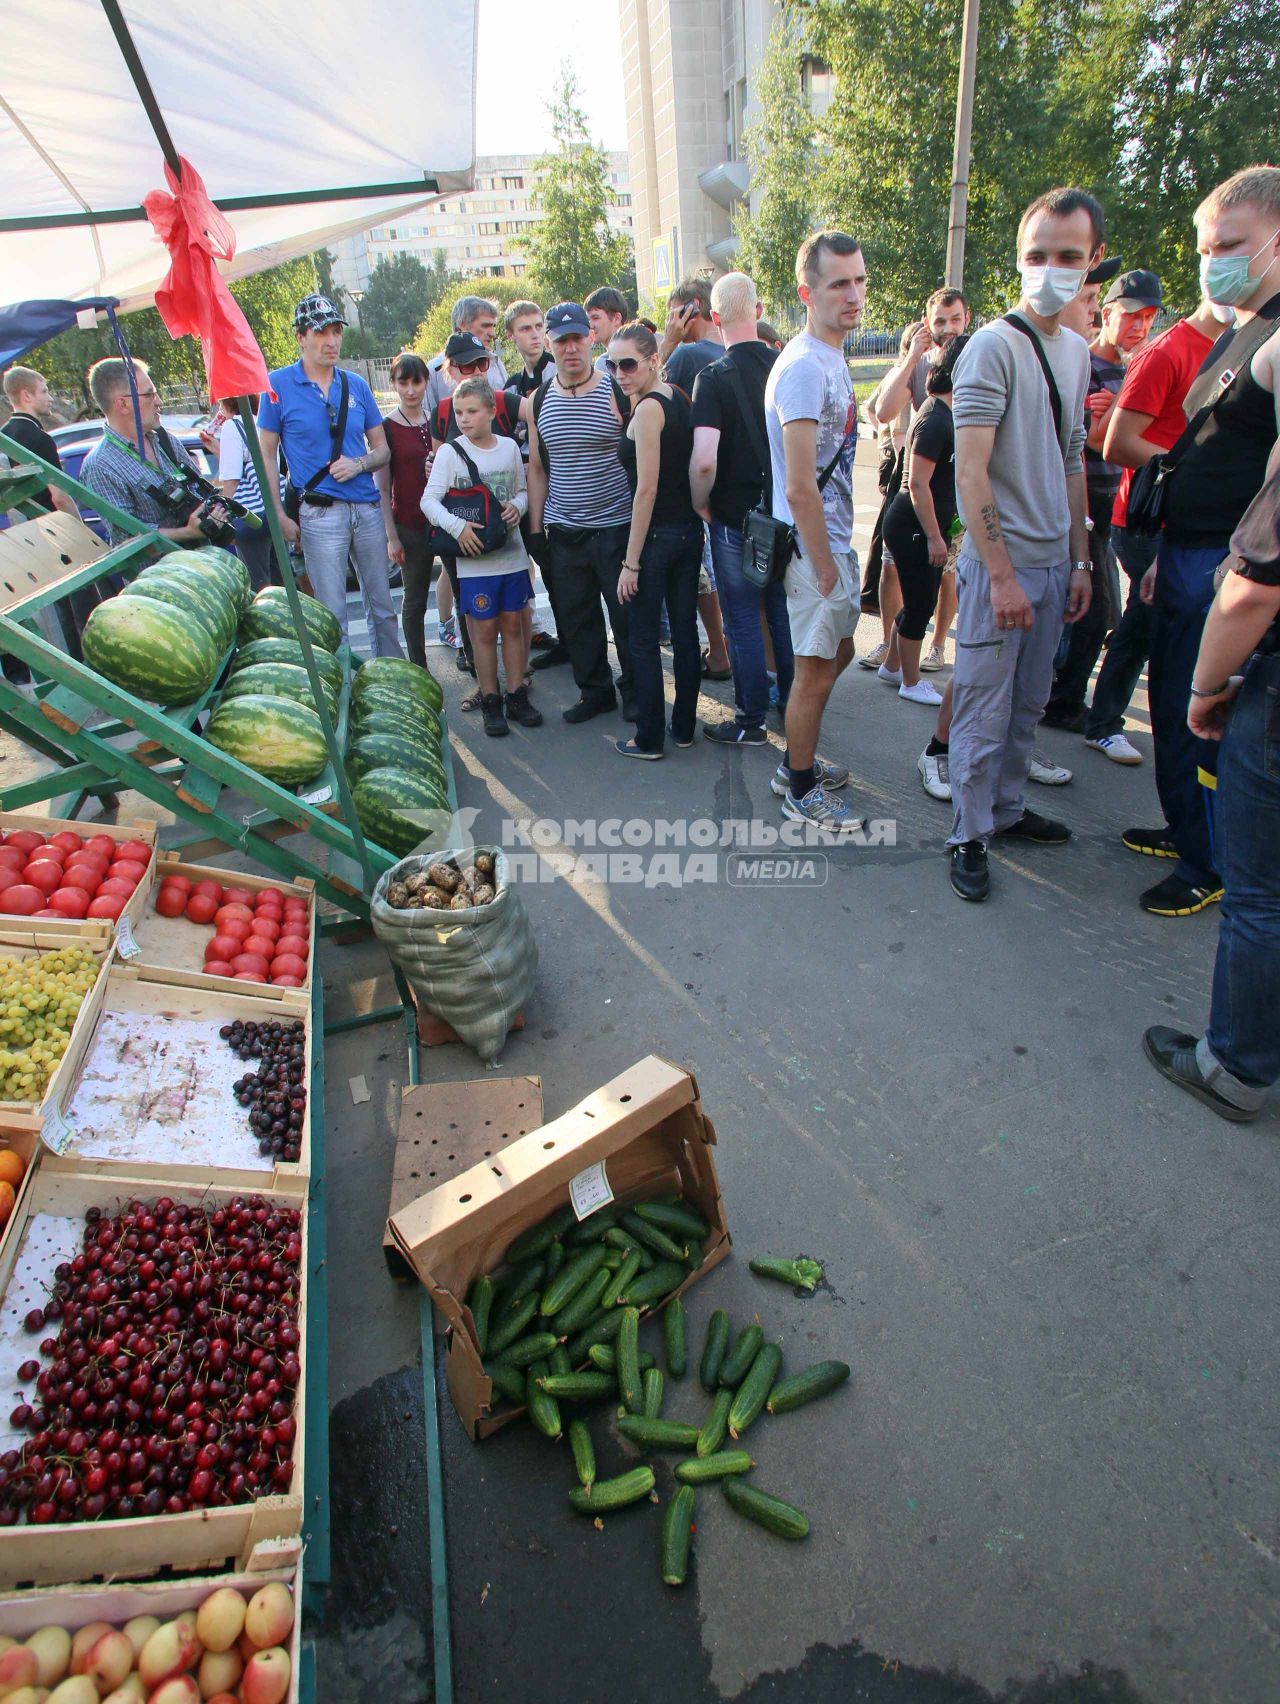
<box><xmin>1082</xmin><ymin>295</ymin><xmax>1223</xmax><ymax>760</ymax></box>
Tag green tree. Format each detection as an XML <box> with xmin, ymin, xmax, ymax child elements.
<box><xmin>313</xmin><ymin>248</ymin><xmax>347</xmax><ymax>317</ymax></box>
<box><xmin>733</xmin><ymin>13</ymin><xmax>819</xmax><ymax>319</ymax></box>
<box><xmin>523</xmin><ymin>66</ymin><xmax>633</xmax><ymax>305</ymax></box>
<box><xmin>229</xmin><ymin>255</ymin><xmax>317</xmax><ymax>373</ymax></box>
<box><xmin>357</xmin><ymin>251</ymin><xmax>453</xmax><ymax>352</ymax></box>
<box><xmin>412</xmin><ymin>277</ymin><xmax>540</xmax><ymax>371</ymax></box>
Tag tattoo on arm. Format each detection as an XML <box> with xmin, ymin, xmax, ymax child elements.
<box><xmin>981</xmin><ymin>503</ymin><xmax>1004</xmax><ymax>545</ymax></box>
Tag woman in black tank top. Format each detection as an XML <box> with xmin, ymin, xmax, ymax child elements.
<box><xmin>611</xmin><ymin>322</ymin><xmax>704</xmax><ymax>758</ymax></box>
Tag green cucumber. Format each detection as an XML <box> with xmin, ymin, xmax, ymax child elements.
<box><xmin>642</xmin><ymin>1366</ymin><xmax>665</xmax><ymax>1419</ymax></box>
<box><xmin>600</xmin><ymin>1249</ymin><xmax>625</xmax><ymax>1271</ymax></box>
<box><xmin>696</xmin><ymin>1387</ymin><xmax>733</xmax><ymax>1457</ymax></box>
<box><xmin>618</xmin><ymin>1260</ymin><xmax>686</xmax><ymax>1308</ymax></box>
<box><xmin>722</xmin><ymin>1479</ymin><xmax>809</xmax><ymax>1540</ymax></box>
<box><xmin>676</xmin><ymin>1449</ymin><xmax>754</xmax><ymax>1483</ymax></box>
<box><xmin>661</xmin><ymin>1484</ymin><xmax>696</xmax><ymax>1586</ymax></box>
<box><xmin>719</xmin><ymin>1323</ymin><xmax>764</xmax><ymax>1388</ymax></box>
<box><xmin>496</xmin><ymin>1331</ymin><xmax>561</xmax><ymax>1369</ymax></box>
<box><xmin>554</xmin><ymin>1267</ymin><xmax>612</xmax><ymax>1334</ymax></box>
<box><xmin>537</xmin><ymin>1371</ymin><xmax>616</xmax><ymax>1400</ymax></box>
<box><xmin>588</xmin><ymin>1344</ymin><xmax>654</xmax><ymax>1375</ymax></box>
<box><xmin>600</xmin><ymin>1249</ymin><xmax>643</xmax><ymax>1309</ymax></box>
<box><xmin>604</xmin><ymin>1227</ymin><xmax>655</xmax><ymax>1269</ymax></box>
<box><xmin>498</xmin><ymin>1258</ymin><xmax>545</xmax><ymax>1311</ymax></box>
<box><xmin>616</xmin><ymin>1414</ymin><xmax>701</xmax><ymax>1450</ymax></box>
<box><xmin>566</xmin><ymin>1207</ymin><xmax>621</xmax><ymax>1244</ymax></box>
<box><xmin>748</xmin><ymin>1255</ymin><xmax>823</xmax><ymax>1293</ymax></box>
<box><xmin>505</xmin><ymin>1205</ymin><xmax>576</xmax><ymax>1264</ymax></box>
<box><xmin>616</xmin><ymin>1307</ymin><xmax>643</xmax><ymax>1413</ymax></box>
<box><xmin>766</xmin><ymin>1360</ymin><xmax>851</xmax><ymax>1414</ymax></box>
<box><xmin>621</xmin><ymin>1211</ymin><xmax>689</xmax><ymax>1263</ymax></box>
<box><xmin>527</xmin><ymin>1361</ymin><xmax>562</xmax><ymax>1439</ymax></box>
<box><xmin>487</xmin><ymin>1293</ymin><xmax>539</xmax><ymax>1357</ymax></box>
<box><xmin>550</xmin><ymin>1345</ymin><xmax>572</xmax><ymax>1377</ymax></box>
<box><xmin>569</xmin><ymin>1419</ymin><xmax>596</xmax><ymax>1493</ymax></box>
<box><xmin>569</xmin><ymin>1466</ymin><xmax>654</xmax><ymax>1514</ymax></box>
<box><xmin>544</xmin><ymin>1240</ymin><xmax>566</xmax><ymax>1280</ymax></box>
<box><xmin>467</xmin><ymin>1274</ymin><xmax>494</xmax><ymax>1355</ymax></box>
<box><xmin>728</xmin><ymin>1343</ymin><xmax>783</xmax><ymax>1438</ymax></box>
<box><xmin>700</xmin><ymin>1309</ymin><xmax>730</xmax><ymax>1391</ymax></box>
<box><xmin>483</xmin><ymin>1360</ymin><xmax>526</xmax><ymax>1404</ymax></box>
<box><xmin>664</xmin><ymin>1295</ymin><xmax>687</xmax><ymax>1378</ymax></box>
<box><xmin>565</xmin><ymin>1309</ymin><xmax>626</xmax><ymax>1364</ymax></box>
<box><xmin>540</xmin><ymin>1246</ymin><xmax>610</xmax><ymax>1317</ymax></box>
<box><xmin>636</xmin><ymin>1200</ymin><xmax>710</xmax><ymax>1240</ymax></box>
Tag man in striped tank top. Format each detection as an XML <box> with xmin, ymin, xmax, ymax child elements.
<box><xmin>527</xmin><ymin>303</ymin><xmax>636</xmax><ymax>722</ymax></box>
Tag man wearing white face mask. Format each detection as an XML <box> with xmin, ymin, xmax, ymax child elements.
<box><xmin>1129</xmin><ymin>166</ymin><xmax>1280</xmax><ymax>919</ymax></box>
<box><xmin>945</xmin><ymin>186</ymin><xmax>1099</xmax><ymax>902</ymax></box>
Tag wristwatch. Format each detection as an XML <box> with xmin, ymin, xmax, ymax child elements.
<box><xmin>1190</xmin><ymin>679</ymin><xmax>1231</xmax><ymax>698</ymax></box>
<box><xmin>1071</xmin><ymin>560</ymin><xmax>1090</xmax><ymax>575</ymax></box>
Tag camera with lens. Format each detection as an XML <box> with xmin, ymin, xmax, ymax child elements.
<box><xmin>140</xmin><ymin>450</ymin><xmax>261</xmax><ymax>547</ymax></box>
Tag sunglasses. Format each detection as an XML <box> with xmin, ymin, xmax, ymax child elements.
<box><xmin>456</xmin><ymin>359</ymin><xmax>488</xmax><ymax>375</ymax></box>
<box><xmin>605</xmin><ymin>356</ymin><xmax>644</xmax><ymax>375</ymax></box>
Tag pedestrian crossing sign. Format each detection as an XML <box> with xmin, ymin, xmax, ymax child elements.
<box><xmin>653</xmin><ymin>236</ymin><xmax>673</xmax><ymax>293</ymax></box>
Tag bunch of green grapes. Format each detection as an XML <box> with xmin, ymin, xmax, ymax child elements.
<box><xmin>0</xmin><ymin>945</ymin><xmax>100</xmax><ymax>1100</ymax></box>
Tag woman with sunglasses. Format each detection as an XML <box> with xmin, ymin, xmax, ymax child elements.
<box><xmin>376</xmin><ymin>352</ymin><xmax>435</xmax><ymax>668</ymax></box>
<box><xmin>611</xmin><ymin>322</ymin><xmax>704</xmax><ymax>758</ymax></box>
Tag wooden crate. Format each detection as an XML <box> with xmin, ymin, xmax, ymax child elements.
<box><xmin>0</xmin><ymin>936</ymin><xmax>114</xmax><ymax>1134</ymax></box>
<box><xmin>42</xmin><ymin>962</ymin><xmax>312</xmax><ymax>1190</ymax></box>
<box><xmin>0</xmin><ymin>1560</ymin><xmax>303</xmax><ymax>1701</ymax></box>
<box><xmin>0</xmin><ymin>1167</ymin><xmax>307</xmax><ymax>1590</ymax></box>
<box><xmin>130</xmin><ymin>855</ymin><xmax>316</xmax><ymax>1002</ymax></box>
<box><xmin>0</xmin><ymin>812</ymin><xmax>158</xmax><ymax>951</ymax></box>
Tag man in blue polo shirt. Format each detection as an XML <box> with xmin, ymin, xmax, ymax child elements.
<box><xmin>258</xmin><ymin>294</ymin><xmax>403</xmax><ymax>657</ymax></box>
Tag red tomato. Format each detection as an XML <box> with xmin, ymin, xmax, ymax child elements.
<box><xmin>97</xmin><ymin>877</ymin><xmax>136</xmax><ymax>900</ymax></box>
<box><xmin>254</xmin><ymin>902</ymin><xmax>284</xmax><ymax>922</ymax></box>
<box><xmin>275</xmin><ymin>934</ymin><xmax>309</xmax><ymax>960</ymax></box>
<box><xmin>107</xmin><ymin>859</ymin><xmax>147</xmax><ymax>883</ymax></box>
<box><xmin>117</xmin><ymin>839</ymin><xmax>151</xmax><ymax>864</ymax></box>
<box><xmin>0</xmin><ymin>847</ymin><xmax>26</xmax><ymax>869</ymax></box>
<box><xmin>223</xmin><ymin>887</ymin><xmax>254</xmax><ymax>907</ymax></box>
<box><xmin>59</xmin><ymin>866</ymin><xmax>100</xmax><ymax>895</ymax></box>
<box><xmin>84</xmin><ymin>834</ymin><xmax>116</xmax><ymax>859</ymax></box>
<box><xmin>0</xmin><ymin>884</ymin><xmax>42</xmax><ymax>915</ymax></box>
<box><xmin>22</xmin><ymin>862</ymin><xmax>64</xmax><ymax>895</ymax></box>
<box><xmin>154</xmin><ymin>886</ymin><xmax>186</xmax><ymax>918</ymax></box>
<box><xmin>159</xmin><ymin>873</ymin><xmax>192</xmax><ymax>895</ymax></box>
<box><xmin>49</xmin><ymin>887</ymin><xmax>91</xmax><ymax>919</ymax></box>
<box><xmin>48</xmin><ymin>832</ymin><xmax>83</xmax><ymax>855</ymax></box>
<box><xmin>65</xmin><ymin>852</ymin><xmax>108</xmax><ymax>879</ymax></box>
<box><xmin>271</xmin><ymin>975</ymin><xmax>303</xmax><ymax>988</ymax></box>
<box><xmin>241</xmin><ymin>934</ymin><xmax>275</xmax><ymax>960</ymax></box>
<box><xmin>4</xmin><ymin>831</ymin><xmax>45</xmax><ymax>857</ymax></box>
<box><xmin>206</xmin><ymin>933</ymin><xmax>243</xmax><ymax>962</ymax></box>
<box><xmin>234</xmin><ymin>970</ymin><xmax>266</xmax><ymax>983</ymax></box>
<box><xmin>192</xmin><ymin>880</ymin><xmax>224</xmax><ymax>901</ymax></box>
<box><xmin>269</xmin><ymin>953</ymin><xmax>307</xmax><ymax>980</ymax></box>
<box><xmin>87</xmin><ymin>894</ymin><xmax>125</xmax><ymax>920</ymax></box>
<box><xmin>185</xmin><ymin>893</ymin><xmax>219</xmax><ymax>925</ymax></box>
<box><xmin>255</xmin><ymin>887</ymin><xmax>284</xmax><ymax>907</ymax></box>
<box><xmin>203</xmin><ymin>960</ymin><xmax>236</xmax><ymax>978</ymax></box>
<box><xmin>33</xmin><ymin>908</ymin><xmax>63</xmax><ymax>919</ymax></box>
<box><xmin>283</xmin><ymin>910</ymin><xmax>309</xmax><ymax>929</ymax></box>
<box><xmin>219</xmin><ymin>916</ymin><xmax>251</xmax><ymax>943</ymax></box>
<box><xmin>214</xmin><ymin>903</ymin><xmax>254</xmax><ymax>927</ymax></box>
<box><xmin>231</xmin><ymin>952</ymin><xmax>270</xmax><ymax>978</ymax></box>
<box><xmin>253</xmin><ymin>917</ymin><xmax>281</xmax><ymax>943</ymax></box>
<box><xmin>31</xmin><ymin>842</ymin><xmax>66</xmax><ymax>863</ymax></box>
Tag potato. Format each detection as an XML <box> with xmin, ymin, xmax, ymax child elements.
<box><xmin>422</xmin><ymin>889</ymin><xmax>450</xmax><ymax>909</ymax></box>
<box><xmin>473</xmin><ymin>850</ymin><xmax>496</xmax><ymax>878</ymax></box>
<box><xmin>471</xmin><ymin>883</ymin><xmax>495</xmax><ymax>906</ymax></box>
<box><xmin>426</xmin><ymin>861</ymin><xmax>461</xmax><ymax>892</ymax></box>
<box><xmin>387</xmin><ymin>881</ymin><xmax>411</xmax><ymax>909</ymax></box>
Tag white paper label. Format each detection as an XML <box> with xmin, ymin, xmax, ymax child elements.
<box><xmin>115</xmin><ymin>915</ymin><xmax>140</xmax><ymax>958</ymax></box>
<box><xmin>302</xmin><ymin>785</ymin><xmax>333</xmax><ymax>806</ymax></box>
<box><xmin>41</xmin><ymin>1102</ymin><xmax>76</xmax><ymax>1156</ymax></box>
<box><xmin>569</xmin><ymin>1161</ymin><xmax>613</xmax><ymax>1222</ymax></box>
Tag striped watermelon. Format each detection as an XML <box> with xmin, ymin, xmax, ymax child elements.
<box><xmin>168</xmin><ymin>546</ymin><xmax>253</xmax><ymax>614</ymax></box>
<box><xmin>352</xmin><ymin>657</ymin><xmax>443</xmax><ymax>714</ymax></box>
<box><xmin>240</xmin><ymin>586</ymin><xmax>342</xmax><ymax>653</ymax></box>
<box><xmin>222</xmin><ymin>663</ymin><xmax>338</xmax><ymax>718</ymax></box>
<box><xmin>352</xmin><ymin>766</ymin><xmax>451</xmax><ymax>857</ymax></box>
<box><xmin>206</xmin><ymin>693</ymin><xmax>329</xmax><ymax>784</ymax></box>
<box><xmin>82</xmin><ymin>597</ymin><xmax>220</xmax><ymax>705</ymax></box>
<box><xmin>347</xmin><ymin>732</ymin><xmax>448</xmax><ymax>793</ymax></box>
<box><xmin>351</xmin><ymin>705</ymin><xmax>443</xmax><ymax>750</ymax></box>
<box><xmin>125</xmin><ymin>569</ymin><xmax>237</xmax><ymax>649</ymax></box>
<box><xmin>231</xmin><ymin>637</ymin><xmax>344</xmax><ymax>696</ymax></box>
<box><xmin>353</xmin><ymin>684</ymin><xmax>444</xmax><ymax>733</ymax></box>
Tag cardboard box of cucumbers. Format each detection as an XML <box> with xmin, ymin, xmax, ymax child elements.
<box><xmin>470</xmin><ymin>1198</ymin><xmax>849</xmax><ymax>1583</ymax></box>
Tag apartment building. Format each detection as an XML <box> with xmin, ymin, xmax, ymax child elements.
<box><xmin>332</xmin><ymin>152</ymin><xmax>634</xmax><ymax>295</ymax></box>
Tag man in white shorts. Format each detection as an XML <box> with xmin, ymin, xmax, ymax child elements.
<box><xmin>763</xmin><ymin>230</ymin><xmax>865</xmax><ymax>828</ymax></box>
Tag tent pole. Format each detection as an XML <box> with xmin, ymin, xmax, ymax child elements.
<box><xmin>235</xmin><ymin>397</ymin><xmax>374</xmax><ymax>892</ymax></box>
<box><xmin>99</xmin><ymin>0</ymin><xmax>183</xmax><ymax>178</ymax></box>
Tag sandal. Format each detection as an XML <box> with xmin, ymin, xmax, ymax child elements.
<box><xmin>460</xmin><ymin>687</ymin><xmax>484</xmax><ymax>712</ymax></box>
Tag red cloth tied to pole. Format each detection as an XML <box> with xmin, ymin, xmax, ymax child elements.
<box><xmin>144</xmin><ymin>156</ymin><xmax>271</xmax><ymax>402</ymax></box>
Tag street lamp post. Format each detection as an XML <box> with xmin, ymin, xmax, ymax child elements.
<box><xmin>945</xmin><ymin>0</ymin><xmax>981</xmax><ymax>289</ymax></box>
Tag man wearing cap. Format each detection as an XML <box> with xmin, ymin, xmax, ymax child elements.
<box><xmin>525</xmin><ymin>303</ymin><xmax>635</xmax><ymax>722</ymax></box>
<box><xmin>432</xmin><ymin>334</ymin><xmax>528</xmax><ymax>442</ymax></box>
<box><xmin>1044</xmin><ymin>267</ymin><xmax>1162</xmax><ymax>729</ymax></box>
<box><xmin>258</xmin><ymin>295</ymin><xmax>403</xmax><ymax>658</ymax></box>
<box><xmin>424</xmin><ymin>295</ymin><xmax>507</xmax><ymax>418</ymax></box>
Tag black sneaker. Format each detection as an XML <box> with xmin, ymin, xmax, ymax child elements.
<box><xmin>1040</xmin><ymin>703</ymin><xmax>1087</xmax><ymax>733</ymax></box>
<box><xmin>455</xmin><ymin>648</ymin><xmax>475</xmax><ymax>676</ymax></box>
<box><xmin>481</xmin><ymin>692</ymin><xmax>509</xmax><ymax>737</ymax></box>
<box><xmin>1139</xmin><ymin>873</ymin><xmax>1223</xmax><ymax>916</ymax></box>
<box><xmin>669</xmin><ymin>725</ymin><xmax>696</xmax><ymax>749</ymax></box>
<box><xmin>950</xmin><ymin>840</ymin><xmax>989</xmax><ymax>902</ymax></box>
<box><xmin>704</xmin><ymin>722</ymin><xmax>767</xmax><ymax>745</ymax></box>
<box><xmin>529</xmin><ymin>631</ymin><xmax>556</xmax><ymax>650</ymax></box>
<box><xmin>997</xmin><ymin>808</ymin><xmax>1071</xmax><ymax>844</ymax></box>
<box><xmin>701</xmin><ymin>650</ymin><xmax>732</xmax><ymax>681</ymax></box>
<box><xmin>1122</xmin><ymin>826</ymin><xmax>1176</xmax><ymax>858</ymax></box>
<box><xmin>563</xmin><ymin>695</ymin><xmax>616</xmax><ymax>724</ymax></box>
<box><xmin>530</xmin><ymin>643</ymin><xmax>571</xmax><ymax>671</ymax></box>
<box><xmin>504</xmin><ymin>685</ymin><xmax>543</xmax><ymax>727</ymax></box>
<box><xmin>1142</xmin><ymin>1027</ymin><xmax>1259</xmax><ymax>1122</ymax></box>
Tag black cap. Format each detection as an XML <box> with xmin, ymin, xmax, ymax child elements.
<box><xmin>1084</xmin><ymin>257</ymin><xmax>1123</xmax><ymax>287</ymax></box>
<box><xmin>545</xmin><ymin>302</ymin><xmax>592</xmax><ymax>341</ymax></box>
<box><xmin>293</xmin><ymin>293</ymin><xmax>346</xmax><ymax>330</ymax></box>
<box><xmin>444</xmin><ymin>332</ymin><xmax>489</xmax><ymax>365</ymax></box>
<box><xmin>1104</xmin><ymin>268</ymin><xmax>1163</xmax><ymax>310</ymax></box>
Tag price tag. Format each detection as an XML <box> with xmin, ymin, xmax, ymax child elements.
<box><xmin>302</xmin><ymin>785</ymin><xmax>333</xmax><ymax>806</ymax></box>
<box><xmin>569</xmin><ymin>1161</ymin><xmax>613</xmax><ymax>1222</ymax></box>
<box><xmin>116</xmin><ymin>915</ymin><xmax>140</xmax><ymax>959</ymax></box>
<box><xmin>41</xmin><ymin>1101</ymin><xmax>76</xmax><ymax>1156</ymax></box>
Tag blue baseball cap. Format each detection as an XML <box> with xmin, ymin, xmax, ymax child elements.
<box><xmin>545</xmin><ymin>303</ymin><xmax>592</xmax><ymax>341</ymax></box>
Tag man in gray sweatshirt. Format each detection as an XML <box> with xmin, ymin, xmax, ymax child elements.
<box><xmin>946</xmin><ymin>187</ymin><xmax>1100</xmax><ymax>902</ymax></box>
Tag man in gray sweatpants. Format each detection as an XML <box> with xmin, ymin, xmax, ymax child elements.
<box><xmin>947</xmin><ymin>187</ymin><xmax>1100</xmax><ymax>902</ymax></box>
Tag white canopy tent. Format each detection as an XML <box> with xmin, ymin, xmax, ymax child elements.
<box><xmin>0</xmin><ymin>0</ymin><xmax>478</xmax><ymax>310</ymax></box>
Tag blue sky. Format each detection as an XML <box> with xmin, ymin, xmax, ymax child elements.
<box><xmin>475</xmin><ymin>0</ymin><xmax>628</xmax><ymax>153</ymax></box>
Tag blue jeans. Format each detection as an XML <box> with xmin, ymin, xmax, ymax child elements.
<box><xmin>708</xmin><ymin>522</ymin><xmax>794</xmax><ymax>728</ymax></box>
<box><xmin>1203</xmin><ymin>652</ymin><xmax>1280</xmax><ymax>1101</ymax></box>
<box><xmin>1085</xmin><ymin>525</ymin><xmax>1159</xmax><ymax>738</ymax></box>
<box><xmin>1149</xmin><ymin>540</ymin><xmax>1220</xmax><ymax>886</ymax></box>
<box><xmin>299</xmin><ymin>498</ymin><xmax>403</xmax><ymax>658</ymax></box>
<box><xmin>629</xmin><ymin>521</ymin><xmax>703</xmax><ymax>752</ymax></box>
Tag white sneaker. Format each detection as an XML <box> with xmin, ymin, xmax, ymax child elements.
<box><xmin>920</xmin><ymin>643</ymin><xmax>946</xmax><ymax>672</ymax></box>
<box><xmin>1028</xmin><ymin>750</ymin><xmax>1072</xmax><ymax>786</ymax></box>
<box><xmin>1085</xmin><ymin>732</ymin><xmax>1143</xmax><ymax>765</ymax></box>
<box><xmin>917</xmin><ymin>748</ymin><xmax>951</xmax><ymax>801</ymax></box>
<box><xmin>858</xmin><ymin>641</ymin><xmax>889</xmax><ymax>670</ymax></box>
<box><xmin>899</xmin><ymin>679</ymin><xmax>943</xmax><ymax>706</ymax></box>
<box><xmin>877</xmin><ymin>662</ymin><xmax>903</xmax><ymax>685</ymax></box>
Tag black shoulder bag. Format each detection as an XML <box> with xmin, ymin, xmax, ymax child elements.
<box><xmin>284</xmin><ymin>370</ymin><xmax>349</xmax><ymax>520</ymax></box>
<box><xmin>724</xmin><ymin>361</ymin><xmax>850</xmax><ymax>590</ymax></box>
<box><xmin>1125</xmin><ymin>313</ymin><xmax>1278</xmax><ymax>538</ymax></box>
<box><xmin>1004</xmin><ymin>313</ymin><xmax>1065</xmax><ymax>451</ymax></box>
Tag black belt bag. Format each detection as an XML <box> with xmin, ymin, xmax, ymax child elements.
<box><xmin>284</xmin><ymin>371</ymin><xmax>350</xmax><ymax>521</ymax></box>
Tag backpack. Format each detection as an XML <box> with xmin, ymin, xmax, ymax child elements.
<box><xmin>530</xmin><ymin>373</ymin><xmax>630</xmax><ymax>475</ymax></box>
<box><xmin>423</xmin><ymin>442</ymin><xmax>510</xmax><ymax>558</ymax></box>
<box><xmin>435</xmin><ymin>389</ymin><xmax>521</xmax><ymax>443</ymax></box>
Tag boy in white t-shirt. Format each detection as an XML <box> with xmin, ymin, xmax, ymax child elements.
<box><xmin>422</xmin><ymin>379</ymin><xmax>542</xmax><ymax>737</ymax></box>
